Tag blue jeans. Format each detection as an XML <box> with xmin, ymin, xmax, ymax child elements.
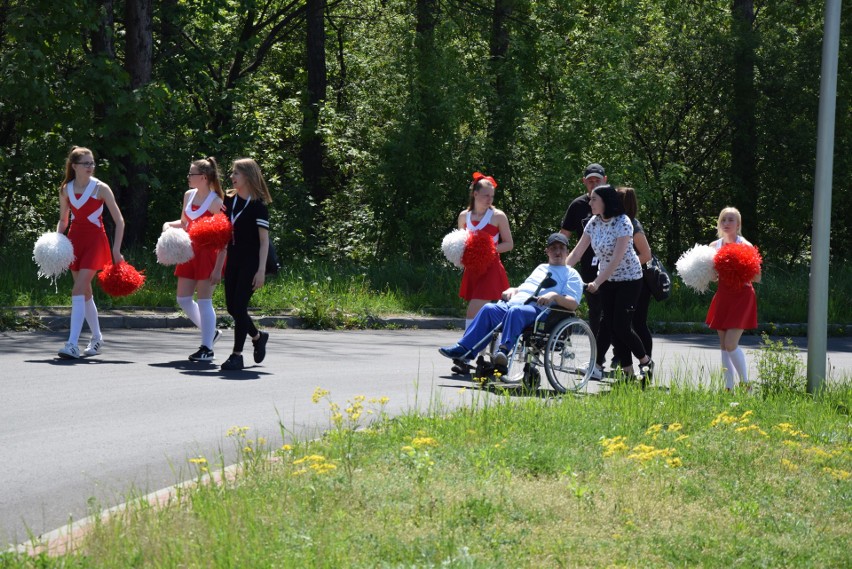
<box><xmin>459</xmin><ymin>301</ymin><xmax>543</xmax><ymax>356</ymax></box>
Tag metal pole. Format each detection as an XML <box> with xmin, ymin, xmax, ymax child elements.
<box><xmin>807</xmin><ymin>0</ymin><xmax>842</xmax><ymax>394</ymax></box>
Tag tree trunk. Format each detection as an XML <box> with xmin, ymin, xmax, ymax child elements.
<box><xmin>731</xmin><ymin>0</ymin><xmax>758</xmax><ymax>241</ymax></box>
<box><xmin>301</xmin><ymin>0</ymin><xmax>329</xmax><ymax>209</ymax></box>
<box><xmin>487</xmin><ymin>0</ymin><xmax>517</xmax><ymax>193</ymax></box>
<box><xmin>119</xmin><ymin>0</ymin><xmax>154</xmax><ymax>248</ymax></box>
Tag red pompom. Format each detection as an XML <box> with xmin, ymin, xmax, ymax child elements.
<box><xmin>97</xmin><ymin>261</ymin><xmax>146</xmax><ymax>297</ymax></box>
<box><xmin>462</xmin><ymin>230</ymin><xmax>497</xmax><ymax>277</ymax></box>
<box><xmin>188</xmin><ymin>213</ymin><xmax>233</xmax><ymax>250</ymax></box>
<box><xmin>714</xmin><ymin>243</ymin><xmax>762</xmax><ymax>288</ymax></box>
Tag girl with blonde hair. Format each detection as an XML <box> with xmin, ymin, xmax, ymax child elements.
<box><xmin>56</xmin><ymin>146</ymin><xmax>125</xmax><ymax>359</ymax></box>
<box><xmin>219</xmin><ymin>158</ymin><xmax>272</xmax><ymax>371</ymax></box>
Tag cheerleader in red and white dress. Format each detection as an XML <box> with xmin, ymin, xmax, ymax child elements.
<box><xmin>456</xmin><ymin>172</ymin><xmax>513</xmax><ymax>329</ymax></box>
<box><xmin>162</xmin><ymin>157</ymin><xmax>226</xmax><ymax>362</ymax></box>
<box><xmin>56</xmin><ymin>147</ymin><xmax>125</xmax><ymax>359</ymax></box>
<box><xmin>705</xmin><ymin>207</ymin><xmax>759</xmax><ymax>390</ymax></box>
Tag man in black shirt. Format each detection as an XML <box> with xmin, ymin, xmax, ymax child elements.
<box><xmin>559</xmin><ymin>163</ymin><xmax>607</xmax><ymax>338</ymax></box>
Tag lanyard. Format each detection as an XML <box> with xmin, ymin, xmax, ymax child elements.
<box><xmin>230</xmin><ymin>194</ymin><xmax>251</xmax><ymax>224</ymax></box>
<box><xmin>230</xmin><ymin>194</ymin><xmax>251</xmax><ymax>244</ymax></box>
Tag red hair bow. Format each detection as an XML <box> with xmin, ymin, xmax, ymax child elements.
<box><xmin>472</xmin><ymin>171</ymin><xmax>498</xmax><ymax>189</ymax></box>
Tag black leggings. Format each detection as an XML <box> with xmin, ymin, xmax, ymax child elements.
<box><xmin>595</xmin><ymin>279</ymin><xmax>646</xmax><ymax>367</ymax></box>
<box><xmin>224</xmin><ymin>261</ymin><xmax>259</xmax><ymax>353</ymax></box>
<box><xmin>632</xmin><ymin>282</ymin><xmax>653</xmax><ymax>358</ymax></box>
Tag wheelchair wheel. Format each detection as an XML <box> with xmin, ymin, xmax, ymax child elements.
<box><xmin>501</xmin><ymin>336</ymin><xmax>528</xmax><ymax>384</ymax></box>
<box><xmin>543</xmin><ymin>318</ymin><xmax>596</xmax><ymax>393</ymax></box>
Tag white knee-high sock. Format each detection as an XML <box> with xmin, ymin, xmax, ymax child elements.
<box><xmin>465</xmin><ymin>318</ymin><xmax>473</xmax><ymax>330</ymax></box>
<box><xmin>177</xmin><ymin>295</ymin><xmax>201</xmax><ymax>328</ymax></box>
<box><xmin>198</xmin><ymin>298</ymin><xmax>216</xmax><ymax>348</ymax></box>
<box><xmin>720</xmin><ymin>350</ymin><xmax>734</xmax><ymax>389</ymax></box>
<box><xmin>85</xmin><ymin>297</ymin><xmax>102</xmax><ymax>341</ymax></box>
<box><xmin>68</xmin><ymin>295</ymin><xmax>85</xmax><ymax>345</ymax></box>
<box><xmin>728</xmin><ymin>348</ymin><xmax>749</xmax><ymax>384</ymax></box>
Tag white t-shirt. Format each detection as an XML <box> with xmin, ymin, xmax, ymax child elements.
<box><xmin>509</xmin><ymin>264</ymin><xmax>584</xmax><ymax>307</ymax></box>
<box><xmin>584</xmin><ymin>214</ymin><xmax>643</xmax><ymax>281</ymax></box>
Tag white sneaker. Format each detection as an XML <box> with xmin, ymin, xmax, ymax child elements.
<box><xmin>83</xmin><ymin>338</ymin><xmax>103</xmax><ymax>356</ymax></box>
<box><xmin>58</xmin><ymin>342</ymin><xmax>81</xmax><ymax>359</ymax></box>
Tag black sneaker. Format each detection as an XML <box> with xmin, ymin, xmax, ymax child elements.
<box><xmin>189</xmin><ymin>346</ymin><xmax>214</xmax><ymax>362</ymax></box>
<box><xmin>221</xmin><ymin>353</ymin><xmax>244</xmax><ymax>370</ymax></box>
<box><xmin>252</xmin><ymin>331</ymin><xmax>269</xmax><ymax>364</ymax></box>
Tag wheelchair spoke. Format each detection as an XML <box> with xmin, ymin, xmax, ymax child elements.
<box><xmin>544</xmin><ymin>318</ymin><xmax>596</xmax><ymax>393</ymax></box>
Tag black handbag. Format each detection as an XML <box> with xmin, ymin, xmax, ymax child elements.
<box><xmin>643</xmin><ymin>255</ymin><xmax>671</xmax><ymax>301</ymax></box>
<box><xmin>265</xmin><ymin>240</ymin><xmax>281</xmax><ymax>275</ymax></box>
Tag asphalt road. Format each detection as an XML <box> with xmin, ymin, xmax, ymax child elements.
<box><xmin>2</xmin><ymin>327</ymin><xmax>850</xmax><ymax>547</ymax></box>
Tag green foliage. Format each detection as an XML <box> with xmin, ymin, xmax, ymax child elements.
<box><xmin>1</xmin><ymin>0</ymin><xmax>851</xmax><ymax>267</ymax></box>
<box><xmin>754</xmin><ymin>333</ymin><xmax>807</xmax><ymax>397</ymax></box>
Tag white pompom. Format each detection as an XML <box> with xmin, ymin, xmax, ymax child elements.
<box><xmin>33</xmin><ymin>232</ymin><xmax>75</xmax><ymax>279</ymax></box>
<box><xmin>156</xmin><ymin>227</ymin><xmax>195</xmax><ymax>266</ymax></box>
<box><xmin>675</xmin><ymin>244</ymin><xmax>717</xmax><ymax>293</ymax></box>
<box><xmin>441</xmin><ymin>229</ymin><xmax>468</xmax><ymax>268</ymax></box>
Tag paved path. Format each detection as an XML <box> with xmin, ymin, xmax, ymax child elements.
<box><xmin>1</xmin><ymin>327</ymin><xmax>850</xmax><ymax>547</ymax></box>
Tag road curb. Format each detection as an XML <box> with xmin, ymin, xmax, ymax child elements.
<box><xmin>4</xmin><ymin>307</ymin><xmax>850</xmax><ymax>336</ymax></box>
<box><xmin>5</xmin><ymin>307</ymin><xmax>466</xmax><ymax>332</ymax></box>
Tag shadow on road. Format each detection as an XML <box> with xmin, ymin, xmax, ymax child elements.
<box><xmin>148</xmin><ymin>361</ymin><xmax>273</xmax><ymax>381</ymax></box>
<box><xmin>25</xmin><ymin>358</ymin><xmax>135</xmax><ymax>366</ymax></box>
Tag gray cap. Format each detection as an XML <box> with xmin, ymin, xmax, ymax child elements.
<box><xmin>547</xmin><ymin>232</ymin><xmax>570</xmax><ymax>247</ymax></box>
<box><xmin>583</xmin><ymin>163</ymin><xmax>605</xmax><ymax>180</ymax></box>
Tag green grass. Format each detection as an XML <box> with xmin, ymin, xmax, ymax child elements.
<box><xmin>6</xmin><ymin>242</ymin><xmax>852</xmax><ymax>328</ymax></box>
<box><xmin>4</xmin><ymin>379</ymin><xmax>851</xmax><ymax>568</ymax></box>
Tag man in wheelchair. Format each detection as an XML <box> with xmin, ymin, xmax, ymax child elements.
<box><xmin>439</xmin><ymin>232</ymin><xmax>584</xmax><ymax>369</ymax></box>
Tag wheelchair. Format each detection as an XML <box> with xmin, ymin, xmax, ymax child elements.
<box><xmin>461</xmin><ymin>305</ymin><xmax>597</xmax><ymax>393</ymax></box>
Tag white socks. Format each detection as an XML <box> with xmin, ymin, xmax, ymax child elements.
<box><xmin>68</xmin><ymin>295</ymin><xmax>85</xmax><ymax>345</ymax></box>
<box><xmin>85</xmin><ymin>297</ymin><xmax>102</xmax><ymax>341</ymax></box>
<box><xmin>177</xmin><ymin>295</ymin><xmax>201</xmax><ymax>328</ymax></box>
<box><xmin>198</xmin><ymin>298</ymin><xmax>216</xmax><ymax>349</ymax></box>
<box><xmin>728</xmin><ymin>348</ymin><xmax>749</xmax><ymax>384</ymax></box>
<box><xmin>720</xmin><ymin>350</ymin><xmax>734</xmax><ymax>389</ymax></box>
<box><xmin>721</xmin><ymin>347</ymin><xmax>749</xmax><ymax>388</ymax></box>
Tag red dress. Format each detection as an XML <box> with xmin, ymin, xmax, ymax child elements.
<box><xmin>66</xmin><ymin>179</ymin><xmax>111</xmax><ymax>272</ymax></box>
<box><xmin>705</xmin><ymin>239</ymin><xmax>758</xmax><ymax>330</ymax></box>
<box><xmin>458</xmin><ymin>210</ymin><xmax>510</xmax><ymax>301</ymax></box>
<box><xmin>175</xmin><ymin>190</ymin><xmax>222</xmax><ymax>280</ymax></box>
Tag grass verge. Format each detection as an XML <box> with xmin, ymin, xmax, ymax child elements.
<box><xmin>4</xmin><ymin>380</ymin><xmax>850</xmax><ymax>568</ymax></box>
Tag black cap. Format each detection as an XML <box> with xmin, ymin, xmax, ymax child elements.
<box><xmin>547</xmin><ymin>232</ymin><xmax>570</xmax><ymax>247</ymax></box>
<box><xmin>583</xmin><ymin>163</ymin><xmax>605</xmax><ymax>180</ymax></box>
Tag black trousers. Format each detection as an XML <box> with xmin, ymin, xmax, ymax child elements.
<box><xmin>595</xmin><ymin>279</ymin><xmax>646</xmax><ymax>368</ymax></box>
<box><xmin>224</xmin><ymin>260</ymin><xmax>259</xmax><ymax>353</ymax></box>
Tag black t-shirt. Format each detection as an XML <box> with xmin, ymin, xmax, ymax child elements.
<box><xmin>560</xmin><ymin>194</ymin><xmax>596</xmax><ymax>281</ymax></box>
<box><xmin>224</xmin><ymin>194</ymin><xmax>270</xmax><ymax>262</ymax></box>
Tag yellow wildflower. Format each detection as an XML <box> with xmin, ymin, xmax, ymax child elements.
<box><xmin>781</xmin><ymin>459</ymin><xmax>799</xmax><ymax>472</ymax></box>
<box><xmin>823</xmin><ymin>467</ymin><xmax>850</xmax><ymax>481</ymax></box>
<box><xmin>674</xmin><ymin>434</ymin><xmax>690</xmax><ymax>442</ymax></box>
<box><xmin>189</xmin><ymin>457</ymin><xmax>207</xmax><ymax>464</ymax></box>
<box><xmin>645</xmin><ymin>424</ymin><xmax>663</xmax><ymax>435</ymax></box>
<box><xmin>667</xmin><ymin>423</ymin><xmax>683</xmax><ymax>432</ymax></box>
<box><xmin>281</xmin><ymin>444</ymin><xmax>293</xmax><ymax>452</ymax></box>
<box><xmin>667</xmin><ymin>458</ymin><xmax>683</xmax><ymax>468</ymax></box>
<box><xmin>312</xmin><ymin>387</ymin><xmax>329</xmax><ymax>403</ymax></box>
<box><xmin>412</xmin><ymin>436</ymin><xmax>439</xmax><ymax>448</ymax></box>
<box><xmin>734</xmin><ymin>424</ymin><xmax>768</xmax><ymax>437</ymax></box>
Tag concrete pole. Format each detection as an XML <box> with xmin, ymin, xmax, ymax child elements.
<box><xmin>807</xmin><ymin>0</ymin><xmax>842</xmax><ymax>394</ymax></box>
